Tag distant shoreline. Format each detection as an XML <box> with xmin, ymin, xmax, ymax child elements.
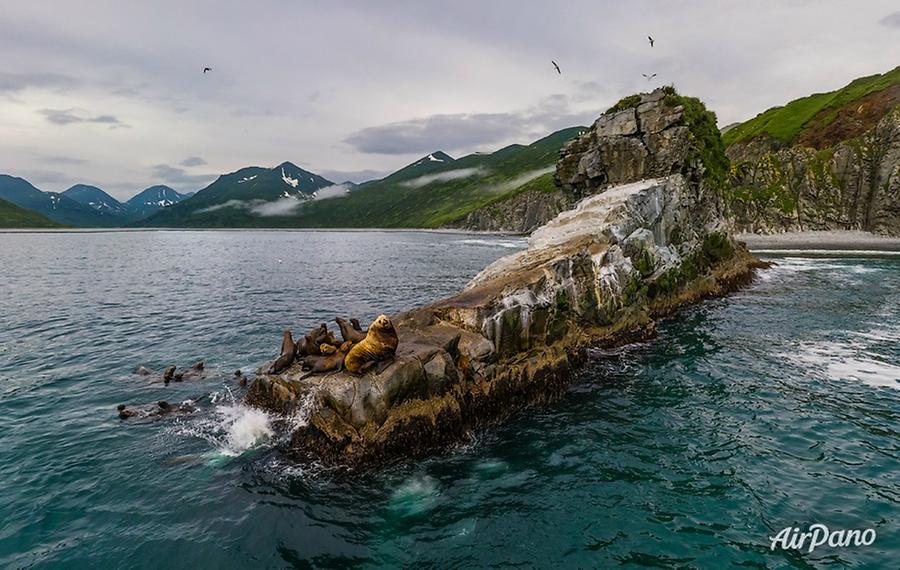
<box><xmin>0</xmin><ymin>227</ymin><xmax>524</xmax><ymax>237</ymax></box>
<box><xmin>737</xmin><ymin>231</ymin><xmax>900</xmax><ymax>253</ymax></box>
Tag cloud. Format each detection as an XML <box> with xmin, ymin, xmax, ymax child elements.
<box><xmin>195</xmin><ymin>196</ymin><xmax>312</xmax><ymax>216</ymax></box>
<box><xmin>39</xmin><ymin>108</ymin><xmax>127</xmax><ymax>127</ymax></box>
<box><xmin>400</xmin><ymin>167</ymin><xmax>488</xmax><ymax>188</ymax></box>
<box><xmin>483</xmin><ymin>166</ymin><xmax>554</xmax><ymax>194</ymax></box>
<box><xmin>180</xmin><ymin>156</ymin><xmax>207</xmax><ymax>167</ymax></box>
<box><xmin>880</xmin><ymin>11</ymin><xmax>900</xmax><ymax>28</ymax></box>
<box><xmin>344</xmin><ymin>112</ymin><xmax>523</xmax><ymax>155</ymax></box>
<box><xmin>344</xmin><ymin>94</ymin><xmax>597</xmax><ymax>155</ymax></box>
<box><xmin>41</xmin><ymin>155</ymin><xmax>89</xmax><ymax>165</ymax></box>
<box><xmin>196</xmin><ymin>199</ymin><xmax>248</xmax><ymax>214</ymax></box>
<box><xmin>317</xmin><ymin>168</ymin><xmax>389</xmax><ymax>184</ymax></box>
<box><xmin>249</xmin><ymin>197</ymin><xmax>303</xmax><ymax>216</ymax></box>
<box><xmin>312</xmin><ymin>183</ymin><xmax>350</xmax><ymax>200</ymax></box>
<box><xmin>150</xmin><ymin>164</ymin><xmax>215</xmax><ymax>189</ymax></box>
<box><xmin>0</xmin><ymin>72</ymin><xmax>77</xmax><ymax>93</ymax></box>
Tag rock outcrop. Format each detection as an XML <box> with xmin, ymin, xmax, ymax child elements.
<box><xmin>448</xmin><ymin>183</ymin><xmax>571</xmax><ymax>234</ymax></box>
<box><xmin>727</xmin><ymin>108</ymin><xmax>900</xmax><ymax>236</ymax></box>
<box><xmin>245</xmin><ymin>89</ymin><xmax>763</xmax><ymax>466</ymax></box>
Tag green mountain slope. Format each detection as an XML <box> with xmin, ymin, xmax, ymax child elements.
<box><xmin>286</xmin><ymin>127</ymin><xmax>586</xmax><ymax>228</ymax></box>
<box><xmin>725</xmin><ymin>66</ymin><xmax>900</xmax><ymax>236</ymax></box>
<box><xmin>724</xmin><ymin>66</ymin><xmax>900</xmax><ymax>148</ymax></box>
<box><xmin>0</xmin><ymin>198</ymin><xmax>65</xmax><ymax>228</ymax></box>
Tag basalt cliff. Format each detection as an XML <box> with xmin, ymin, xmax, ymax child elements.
<box><xmin>246</xmin><ymin>89</ymin><xmax>764</xmax><ymax>466</ymax></box>
<box><xmin>725</xmin><ymin>67</ymin><xmax>900</xmax><ymax>236</ymax></box>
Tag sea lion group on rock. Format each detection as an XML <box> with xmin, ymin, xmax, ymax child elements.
<box><xmin>267</xmin><ymin>314</ymin><xmax>399</xmax><ymax>378</ymax></box>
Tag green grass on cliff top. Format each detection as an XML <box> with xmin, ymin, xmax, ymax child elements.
<box><xmin>602</xmin><ymin>87</ymin><xmax>728</xmax><ymax>191</ymax></box>
<box><xmin>0</xmin><ymin>198</ymin><xmax>64</xmax><ymax>228</ymax></box>
<box><xmin>723</xmin><ymin>66</ymin><xmax>900</xmax><ymax>147</ymax></box>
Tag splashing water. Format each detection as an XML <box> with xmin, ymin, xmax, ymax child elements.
<box><xmin>217</xmin><ymin>404</ymin><xmax>274</xmax><ymax>456</ymax></box>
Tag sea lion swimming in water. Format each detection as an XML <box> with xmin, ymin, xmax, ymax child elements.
<box><xmin>344</xmin><ymin>314</ymin><xmax>399</xmax><ymax>375</ymax></box>
<box><xmin>335</xmin><ymin>317</ymin><xmax>367</xmax><ymax>343</ymax></box>
<box><xmin>268</xmin><ymin>330</ymin><xmax>296</xmax><ymax>374</ymax></box>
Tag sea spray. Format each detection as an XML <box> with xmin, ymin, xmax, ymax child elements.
<box><xmin>218</xmin><ymin>404</ymin><xmax>273</xmax><ymax>456</ymax></box>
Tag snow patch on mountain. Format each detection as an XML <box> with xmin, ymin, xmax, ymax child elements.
<box><xmin>281</xmin><ymin>168</ymin><xmax>299</xmax><ymax>188</ymax></box>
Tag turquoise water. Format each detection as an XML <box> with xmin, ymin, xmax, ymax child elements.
<box><xmin>1</xmin><ymin>231</ymin><xmax>898</xmax><ymax>568</ymax></box>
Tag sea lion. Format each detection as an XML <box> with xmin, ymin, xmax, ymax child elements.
<box><xmin>296</xmin><ymin>326</ymin><xmax>339</xmax><ymax>357</ymax></box>
<box><xmin>295</xmin><ymin>323</ymin><xmax>330</xmax><ymax>356</ymax></box>
<box><xmin>319</xmin><ymin>343</ymin><xmax>338</xmax><ymax>355</ymax></box>
<box><xmin>335</xmin><ymin>317</ymin><xmax>367</xmax><ymax>343</ymax></box>
<box><xmin>163</xmin><ymin>365</ymin><xmax>176</xmax><ymax>384</ymax></box>
<box><xmin>344</xmin><ymin>314</ymin><xmax>399</xmax><ymax>375</ymax></box>
<box><xmin>117</xmin><ymin>399</ymin><xmax>196</xmax><ymax>420</ymax></box>
<box><xmin>268</xmin><ymin>330</ymin><xmax>296</xmax><ymax>374</ymax></box>
<box><xmin>350</xmin><ymin>318</ymin><xmax>363</xmax><ymax>332</ymax></box>
<box><xmin>191</xmin><ymin>361</ymin><xmax>204</xmax><ymax>371</ymax></box>
<box><xmin>300</xmin><ymin>341</ymin><xmax>353</xmax><ymax>377</ymax></box>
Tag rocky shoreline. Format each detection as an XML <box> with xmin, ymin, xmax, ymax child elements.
<box><xmin>245</xmin><ymin>89</ymin><xmax>768</xmax><ymax>467</ymax></box>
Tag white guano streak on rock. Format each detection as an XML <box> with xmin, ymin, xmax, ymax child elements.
<box><xmin>529</xmin><ymin>178</ymin><xmax>664</xmax><ymax>249</ymax></box>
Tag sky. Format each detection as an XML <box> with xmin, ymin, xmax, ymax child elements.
<box><xmin>1</xmin><ymin>1</ymin><xmax>899</xmax><ymax>201</ymax></box>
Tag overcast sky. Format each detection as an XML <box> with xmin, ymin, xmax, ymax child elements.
<box><xmin>1</xmin><ymin>1</ymin><xmax>898</xmax><ymax>200</ymax></box>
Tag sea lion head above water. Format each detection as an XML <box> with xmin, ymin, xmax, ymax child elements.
<box><xmin>344</xmin><ymin>314</ymin><xmax>399</xmax><ymax>375</ymax></box>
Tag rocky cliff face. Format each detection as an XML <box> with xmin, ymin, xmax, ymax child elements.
<box><xmin>727</xmin><ymin>109</ymin><xmax>900</xmax><ymax>236</ymax></box>
<box><xmin>245</xmin><ymin>90</ymin><xmax>762</xmax><ymax>466</ymax></box>
<box><xmin>448</xmin><ymin>184</ymin><xmax>571</xmax><ymax>234</ymax></box>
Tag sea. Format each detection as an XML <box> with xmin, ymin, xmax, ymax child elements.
<box><xmin>0</xmin><ymin>230</ymin><xmax>897</xmax><ymax>568</ymax></box>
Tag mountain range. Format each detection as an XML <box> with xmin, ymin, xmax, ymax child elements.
<box><xmin>2</xmin><ymin>65</ymin><xmax>898</xmax><ymax>235</ymax></box>
<box><xmin>0</xmin><ymin>175</ymin><xmax>192</xmax><ymax>227</ymax></box>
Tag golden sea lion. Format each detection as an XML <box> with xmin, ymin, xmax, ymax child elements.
<box><xmin>344</xmin><ymin>314</ymin><xmax>399</xmax><ymax>375</ymax></box>
<box><xmin>335</xmin><ymin>317</ymin><xmax>367</xmax><ymax>343</ymax></box>
<box><xmin>268</xmin><ymin>330</ymin><xmax>296</xmax><ymax>374</ymax></box>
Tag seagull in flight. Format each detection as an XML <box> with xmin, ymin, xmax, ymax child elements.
<box><xmin>642</xmin><ymin>73</ymin><xmax>657</xmax><ymax>81</ymax></box>
<box><xmin>203</xmin><ymin>67</ymin><xmax>212</xmax><ymax>74</ymax></box>
<box><xmin>551</xmin><ymin>60</ymin><xmax>561</xmax><ymax>75</ymax></box>
<box><xmin>648</xmin><ymin>36</ymin><xmax>655</xmax><ymax>47</ymax></box>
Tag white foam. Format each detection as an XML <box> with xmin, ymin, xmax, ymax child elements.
<box><xmin>781</xmin><ymin>341</ymin><xmax>900</xmax><ymax>390</ymax></box>
<box><xmin>388</xmin><ymin>474</ymin><xmax>440</xmax><ymax>516</ymax></box>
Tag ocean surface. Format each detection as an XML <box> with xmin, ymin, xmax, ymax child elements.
<box><xmin>0</xmin><ymin>230</ymin><xmax>898</xmax><ymax>569</ymax></box>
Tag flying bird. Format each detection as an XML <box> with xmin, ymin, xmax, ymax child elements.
<box><xmin>642</xmin><ymin>73</ymin><xmax>657</xmax><ymax>81</ymax></box>
<box><xmin>648</xmin><ymin>36</ymin><xmax>654</xmax><ymax>47</ymax></box>
<box><xmin>203</xmin><ymin>67</ymin><xmax>212</xmax><ymax>74</ymax></box>
<box><xmin>551</xmin><ymin>60</ymin><xmax>561</xmax><ymax>74</ymax></box>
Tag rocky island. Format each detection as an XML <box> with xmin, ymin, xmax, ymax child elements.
<box><xmin>246</xmin><ymin>89</ymin><xmax>766</xmax><ymax>466</ymax></box>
